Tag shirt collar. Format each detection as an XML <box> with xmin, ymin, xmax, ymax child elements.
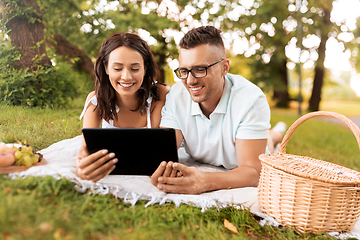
<box><xmin>190</xmin><ymin>75</ymin><xmax>232</xmax><ymax>116</ymax></box>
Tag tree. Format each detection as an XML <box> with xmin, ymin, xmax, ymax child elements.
<box><xmin>0</xmin><ymin>0</ymin><xmax>79</xmax><ymax>107</ymax></box>
<box><xmin>0</xmin><ymin>0</ymin><xmax>51</xmax><ymax>70</ymax></box>
<box><xmin>200</xmin><ymin>0</ymin><xmax>295</xmax><ymax>107</ymax></box>
<box><xmin>350</xmin><ymin>19</ymin><xmax>360</xmax><ymax>73</ymax></box>
<box><xmin>292</xmin><ymin>0</ymin><xmax>359</xmax><ymax>111</ymax></box>
<box><xmin>46</xmin><ymin>33</ymin><xmax>94</xmax><ymax>76</ymax></box>
<box><xmin>352</xmin><ymin>19</ymin><xmax>360</xmax><ymax>73</ymax></box>
<box><xmin>307</xmin><ymin>1</ymin><xmax>332</xmax><ymax>111</ymax></box>
<box><xmin>106</xmin><ymin>2</ymin><xmax>179</xmax><ymax>83</ymax></box>
<box><xmin>190</xmin><ymin>0</ymin><xmax>359</xmax><ymax>110</ymax></box>
<box><xmin>41</xmin><ymin>0</ymin><xmax>180</xmax><ymax>83</ymax></box>
<box><xmin>235</xmin><ymin>0</ymin><xmax>293</xmax><ymax>108</ymax></box>
<box><xmin>301</xmin><ymin>0</ymin><xmax>339</xmax><ymax>111</ymax></box>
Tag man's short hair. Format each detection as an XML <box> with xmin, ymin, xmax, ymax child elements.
<box><xmin>179</xmin><ymin>26</ymin><xmax>224</xmax><ymax>49</ymax></box>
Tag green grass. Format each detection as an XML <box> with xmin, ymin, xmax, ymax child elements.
<box><xmin>0</xmin><ymin>176</ymin><xmax>336</xmax><ymax>240</ymax></box>
<box><xmin>0</xmin><ymin>104</ymin><xmax>83</xmax><ymax>150</ymax></box>
<box><xmin>270</xmin><ymin>111</ymin><xmax>360</xmax><ymax>171</ymax></box>
<box><xmin>1</xmin><ymin>99</ymin><xmax>360</xmax><ymax>239</ymax></box>
<box><xmin>319</xmin><ymin>100</ymin><xmax>360</xmax><ymax>116</ymax></box>
<box><xmin>271</xmin><ymin>99</ymin><xmax>360</xmax><ymax>116</ymax></box>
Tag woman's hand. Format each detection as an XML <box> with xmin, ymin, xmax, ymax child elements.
<box><xmin>76</xmin><ymin>144</ymin><xmax>118</xmax><ymax>182</ymax></box>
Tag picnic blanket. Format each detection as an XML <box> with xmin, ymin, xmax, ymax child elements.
<box><xmin>7</xmin><ymin>135</ymin><xmax>360</xmax><ymax>239</ymax></box>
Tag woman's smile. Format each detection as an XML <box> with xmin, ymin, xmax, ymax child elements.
<box><xmin>118</xmin><ymin>82</ymin><xmax>136</xmax><ymax>88</ymax></box>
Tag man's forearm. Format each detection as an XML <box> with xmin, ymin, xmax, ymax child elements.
<box><xmin>202</xmin><ymin>166</ymin><xmax>260</xmax><ymax>192</ymax></box>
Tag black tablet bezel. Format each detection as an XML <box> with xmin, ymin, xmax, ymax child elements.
<box><xmin>82</xmin><ymin>128</ymin><xmax>178</xmax><ymax>176</ymax></box>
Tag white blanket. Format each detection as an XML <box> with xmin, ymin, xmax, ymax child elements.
<box><xmin>7</xmin><ymin>135</ymin><xmax>360</xmax><ymax>239</ymax></box>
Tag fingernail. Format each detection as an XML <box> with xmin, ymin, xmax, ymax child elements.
<box><xmin>158</xmin><ymin>177</ymin><xmax>163</xmax><ymax>182</ymax></box>
<box><xmin>161</xmin><ymin>162</ymin><xmax>166</xmax><ymax>166</ymax></box>
<box><xmin>157</xmin><ymin>185</ymin><xmax>162</xmax><ymax>189</ymax></box>
<box><xmin>102</xmin><ymin>150</ymin><xmax>108</xmax><ymax>154</ymax></box>
<box><xmin>112</xmin><ymin>158</ymin><xmax>118</xmax><ymax>163</ymax></box>
<box><xmin>173</xmin><ymin>163</ymin><xmax>178</xmax><ymax>167</ymax></box>
<box><xmin>167</xmin><ymin>162</ymin><xmax>172</xmax><ymax>167</ymax></box>
<box><xmin>109</xmin><ymin>153</ymin><xmax>115</xmax><ymax>158</ymax></box>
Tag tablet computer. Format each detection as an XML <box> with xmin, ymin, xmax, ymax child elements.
<box><xmin>82</xmin><ymin>128</ymin><xmax>178</xmax><ymax>175</ymax></box>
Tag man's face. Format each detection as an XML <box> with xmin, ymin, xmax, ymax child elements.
<box><xmin>178</xmin><ymin>44</ymin><xmax>228</xmax><ymax>106</ymax></box>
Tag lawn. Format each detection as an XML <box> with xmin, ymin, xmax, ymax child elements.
<box><xmin>0</xmin><ymin>99</ymin><xmax>360</xmax><ymax>239</ymax></box>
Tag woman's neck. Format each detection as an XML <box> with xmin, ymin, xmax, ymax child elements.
<box><xmin>116</xmin><ymin>94</ymin><xmax>139</xmax><ymax>111</ymax></box>
<box><xmin>113</xmin><ymin>94</ymin><xmax>147</xmax><ymax>128</ymax></box>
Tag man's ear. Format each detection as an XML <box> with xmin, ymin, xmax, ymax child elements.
<box><xmin>222</xmin><ymin>59</ymin><xmax>230</xmax><ymax>76</ymax></box>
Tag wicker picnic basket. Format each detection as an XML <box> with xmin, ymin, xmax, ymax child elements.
<box><xmin>258</xmin><ymin>111</ymin><xmax>360</xmax><ymax>234</ymax></box>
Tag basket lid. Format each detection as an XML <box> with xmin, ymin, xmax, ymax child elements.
<box><xmin>259</xmin><ymin>153</ymin><xmax>360</xmax><ymax>186</ymax></box>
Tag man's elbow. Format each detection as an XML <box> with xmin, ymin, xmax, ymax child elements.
<box><xmin>237</xmin><ymin>166</ymin><xmax>261</xmax><ymax>187</ymax></box>
<box><xmin>248</xmin><ymin>170</ymin><xmax>260</xmax><ymax>187</ymax></box>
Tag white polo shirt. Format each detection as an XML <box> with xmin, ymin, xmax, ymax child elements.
<box><xmin>160</xmin><ymin>73</ymin><xmax>271</xmax><ymax>169</ymax></box>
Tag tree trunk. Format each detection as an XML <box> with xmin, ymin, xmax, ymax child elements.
<box><xmin>46</xmin><ymin>33</ymin><xmax>94</xmax><ymax>77</ymax></box>
<box><xmin>308</xmin><ymin>7</ymin><xmax>331</xmax><ymax>112</ymax></box>
<box><xmin>154</xmin><ymin>36</ymin><xmax>167</xmax><ymax>84</ymax></box>
<box><xmin>273</xmin><ymin>60</ymin><xmax>290</xmax><ymax>108</ymax></box>
<box><xmin>0</xmin><ymin>0</ymin><xmax>51</xmax><ymax>70</ymax></box>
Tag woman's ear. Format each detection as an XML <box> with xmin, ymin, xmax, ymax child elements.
<box><xmin>104</xmin><ymin>61</ymin><xmax>109</xmax><ymax>75</ymax></box>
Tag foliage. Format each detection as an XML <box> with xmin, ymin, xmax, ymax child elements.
<box><xmin>40</xmin><ymin>0</ymin><xmax>109</xmax><ymax>58</ymax></box>
<box><xmin>188</xmin><ymin>0</ymin><xmax>359</xmax><ymax>106</ymax></box>
<box><xmin>0</xmin><ymin>0</ymin><xmax>42</xmax><ymax>24</ymax></box>
<box><xmin>347</xmin><ymin>14</ymin><xmax>360</xmax><ymax>72</ymax></box>
<box><xmin>234</xmin><ymin>0</ymin><xmax>294</xmax><ymax>92</ymax></box>
<box><xmin>40</xmin><ymin>0</ymin><xmax>180</xmax><ymax>66</ymax></box>
<box><xmin>0</xmin><ymin>39</ymin><xmax>78</xmax><ymax>108</ymax></box>
<box><xmin>227</xmin><ymin>54</ymin><xmax>252</xmax><ymax>80</ymax></box>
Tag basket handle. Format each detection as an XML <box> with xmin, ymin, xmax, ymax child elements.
<box><xmin>277</xmin><ymin>111</ymin><xmax>360</xmax><ymax>154</ymax></box>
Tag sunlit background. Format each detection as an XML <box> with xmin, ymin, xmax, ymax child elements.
<box><xmin>95</xmin><ymin>0</ymin><xmax>360</xmax><ymax>96</ymax></box>
<box><xmin>1</xmin><ymin>0</ymin><xmax>359</xmax><ymax>110</ymax></box>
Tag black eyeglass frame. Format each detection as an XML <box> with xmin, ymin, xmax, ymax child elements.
<box><xmin>174</xmin><ymin>59</ymin><xmax>224</xmax><ymax>79</ymax></box>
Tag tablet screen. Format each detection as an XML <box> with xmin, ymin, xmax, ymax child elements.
<box><xmin>82</xmin><ymin>128</ymin><xmax>178</xmax><ymax>175</ymax></box>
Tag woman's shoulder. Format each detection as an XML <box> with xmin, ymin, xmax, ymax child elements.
<box><xmin>79</xmin><ymin>91</ymin><xmax>98</xmax><ymax>120</ymax></box>
<box><xmin>83</xmin><ymin>91</ymin><xmax>98</xmax><ymax>108</ymax></box>
<box><xmin>85</xmin><ymin>91</ymin><xmax>96</xmax><ymax>102</ymax></box>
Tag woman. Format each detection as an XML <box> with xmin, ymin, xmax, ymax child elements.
<box><xmin>77</xmin><ymin>32</ymin><xmax>169</xmax><ymax>181</ymax></box>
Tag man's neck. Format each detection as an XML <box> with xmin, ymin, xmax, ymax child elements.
<box><xmin>199</xmin><ymin>79</ymin><xmax>225</xmax><ymax>119</ymax></box>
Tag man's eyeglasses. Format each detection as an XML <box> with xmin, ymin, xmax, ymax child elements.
<box><xmin>174</xmin><ymin>59</ymin><xmax>224</xmax><ymax>79</ymax></box>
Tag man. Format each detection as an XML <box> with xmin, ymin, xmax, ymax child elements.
<box><xmin>150</xmin><ymin>26</ymin><xmax>284</xmax><ymax>194</ymax></box>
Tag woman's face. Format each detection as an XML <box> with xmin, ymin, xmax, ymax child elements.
<box><xmin>105</xmin><ymin>46</ymin><xmax>146</xmax><ymax>97</ymax></box>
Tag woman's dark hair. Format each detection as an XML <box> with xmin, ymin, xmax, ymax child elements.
<box><xmin>179</xmin><ymin>26</ymin><xmax>224</xmax><ymax>50</ymax></box>
<box><xmin>94</xmin><ymin>32</ymin><xmax>160</xmax><ymax>121</ymax></box>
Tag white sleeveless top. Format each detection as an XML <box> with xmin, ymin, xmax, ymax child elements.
<box><xmin>79</xmin><ymin>95</ymin><xmax>152</xmax><ymax>128</ymax></box>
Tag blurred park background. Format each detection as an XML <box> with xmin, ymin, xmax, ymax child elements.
<box><xmin>0</xmin><ymin>0</ymin><xmax>359</xmax><ymax>114</ymax></box>
<box><xmin>2</xmin><ymin>2</ymin><xmax>360</xmax><ymax>239</ymax></box>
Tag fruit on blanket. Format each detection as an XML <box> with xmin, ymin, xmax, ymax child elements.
<box><xmin>0</xmin><ymin>137</ymin><xmax>43</xmax><ymax>168</ymax></box>
<box><xmin>12</xmin><ymin>144</ymin><xmax>43</xmax><ymax>167</ymax></box>
<box><xmin>0</xmin><ymin>153</ymin><xmax>16</xmax><ymax>167</ymax></box>
<box><xmin>0</xmin><ymin>144</ymin><xmax>16</xmax><ymax>167</ymax></box>
<box><xmin>0</xmin><ymin>144</ymin><xmax>15</xmax><ymax>154</ymax></box>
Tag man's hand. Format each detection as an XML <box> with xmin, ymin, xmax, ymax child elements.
<box><xmin>151</xmin><ymin>161</ymin><xmax>180</xmax><ymax>186</ymax></box>
<box><xmin>76</xmin><ymin>144</ymin><xmax>117</xmax><ymax>182</ymax></box>
<box><xmin>153</xmin><ymin>163</ymin><xmax>207</xmax><ymax>195</ymax></box>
